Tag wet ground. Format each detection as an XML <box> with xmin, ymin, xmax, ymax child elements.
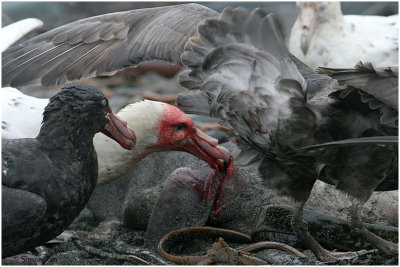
<box><xmin>3</xmin><ymin>213</ymin><xmax>397</xmax><ymax>265</ymax></box>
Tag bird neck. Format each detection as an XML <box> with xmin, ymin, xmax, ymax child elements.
<box><xmin>95</xmin><ymin>101</ymin><xmax>163</xmax><ymax>185</ymax></box>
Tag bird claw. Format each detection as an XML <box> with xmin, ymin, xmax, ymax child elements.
<box><xmin>313</xmin><ymin>248</ymin><xmax>378</xmax><ymax>263</ymax></box>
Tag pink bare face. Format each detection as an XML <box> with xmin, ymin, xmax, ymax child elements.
<box><xmin>157</xmin><ymin>104</ymin><xmax>195</xmax><ymax>145</ymax></box>
<box><xmin>155</xmin><ymin>104</ymin><xmax>232</xmax><ymax>176</ymax></box>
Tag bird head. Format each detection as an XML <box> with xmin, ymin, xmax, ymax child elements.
<box><xmin>95</xmin><ymin>100</ymin><xmax>232</xmax><ymax>185</ymax></box>
<box><xmin>133</xmin><ymin>101</ymin><xmax>231</xmax><ymax>169</ymax></box>
<box><xmin>154</xmin><ymin>103</ymin><xmax>231</xmax><ymax>172</ymax></box>
<box><xmin>39</xmin><ymin>84</ymin><xmax>136</xmax><ymax>150</ymax></box>
<box><xmin>297</xmin><ymin>2</ymin><xmax>342</xmax><ymax>55</ymax></box>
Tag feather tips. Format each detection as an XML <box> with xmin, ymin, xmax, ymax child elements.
<box><xmin>2</xmin><ymin>4</ymin><xmax>219</xmax><ymax>87</ymax></box>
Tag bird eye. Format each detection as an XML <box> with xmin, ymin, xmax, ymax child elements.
<box><xmin>173</xmin><ymin>123</ymin><xmax>187</xmax><ymax>131</ymax></box>
<box><xmin>101</xmin><ymin>99</ymin><xmax>108</xmax><ymax>107</ymax></box>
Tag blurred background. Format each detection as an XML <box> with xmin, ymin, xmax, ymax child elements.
<box><xmin>2</xmin><ymin>1</ymin><xmax>398</xmax><ymax>43</ymax></box>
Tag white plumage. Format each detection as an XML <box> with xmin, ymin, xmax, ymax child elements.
<box><xmin>289</xmin><ymin>2</ymin><xmax>398</xmax><ymax>69</ymax></box>
<box><xmin>1</xmin><ymin>18</ymin><xmax>43</xmax><ymax>52</ymax></box>
<box><xmin>2</xmin><ymin>87</ymin><xmax>48</xmax><ymax>138</ymax></box>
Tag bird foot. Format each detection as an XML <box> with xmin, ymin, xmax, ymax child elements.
<box><xmin>313</xmin><ymin>248</ymin><xmax>377</xmax><ymax>262</ymax></box>
<box><xmin>46</xmin><ymin>230</ymin><xmax>75</xmax><ymax>244</ymax></box>
<box><xmin>379</xmin><ymin>240</ymin><xmax>398</xmax><ymax>255</ymax></box>
<box><xmin>354</xmin><ymin>225</ymin><xmax>398</xmax><ymax>255</ymax></box>
<box><xmin>348</xmin><ymin>202</ymin><xmax>398</xmax><ymax>255</ymax></box>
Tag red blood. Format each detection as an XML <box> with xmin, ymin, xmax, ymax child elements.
<box><xmin>156</xmin><ymin>104</ymin><xmax>236</xmax><ymax>216</ymax></box>
<box><xmin>170</xmin><ymin>168</ymin><xmax>218</xmax><ymax>202</ymax></box>
<box><xmin>255</xmin><ymin>128</ymin><xmax>268</xmax><ymax>135</ymax></box>
<box><xmin>212</xmin><ymin>157</ymin><xmax>235</xmax><ymax>216</ymax></box>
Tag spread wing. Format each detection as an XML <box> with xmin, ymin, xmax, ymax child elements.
<box><xmin>318</xmin><ymin>62</ymin><xmax>398</xmax><ymax>127</ymax></box>
<box><xmin>177</xmin><ymin>7</ymin><xmax>315</xmax><ymax>165</ymax></box>
<box><xmin>2</xmin><ymin>4</ymin><xmax>219</xmax><ymax>87</ymax></box>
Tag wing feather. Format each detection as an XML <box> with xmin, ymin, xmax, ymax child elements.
<box><xmin>2</xmin><ymin>4</ymin><xmax>219</xmax><ymax>87</ymax></box>
<box><xmin>318</xmin><ymin>62</ymin><xmax>398</xmax><ymax>110</ymax></box>
<box><xmin>177</xmin><ymin>7</ymin><xmax>316</xmax><ymax>165</ymax></box>
<box><xmin>318</xmin><ymin>62</ymin><xmax>398</xmax><ymax>127</ymax></box>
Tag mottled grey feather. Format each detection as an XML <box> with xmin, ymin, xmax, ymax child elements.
<box><xmin>177</xmin><ymin>8</ymin><xmax>317</xmax><ymax>167</ymax></box>
<box><xmin>2</xmin><ymin>4</ymin><xmax>219</xmax><ymax>87</ymax></box>
<box><xmin>318</xmin><ymin>62</ymin><xmax>398</xmax><ymax>128</ymax></box>
<box><xmin>318</xmin><ymin>62</ymin><xmax>398</xmax><ymax>110</ymax></box>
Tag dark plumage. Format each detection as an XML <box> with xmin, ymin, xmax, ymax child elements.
<box><xmin>2</xmin><ymin>84</ymin><xmax>135</xmax><ymax>257</ymax></box>
<box><xmin>318</xmin><ymin>63</ymin><xmax>398</xmax><ymax>127</ymax></box>
<box><xmin>2</xmin><ymin>4</ymin><xmax>398</xmax><ymax>261</ymax></box>
<box><xmin>316</xmin><ymin>63</ymin><xmax>398</xmax><ymax>192</ymax></box>
<box><xmin>176</xmin><ymin>8</ymin><xmax>398</xmax><ymax>261</ymax></box>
